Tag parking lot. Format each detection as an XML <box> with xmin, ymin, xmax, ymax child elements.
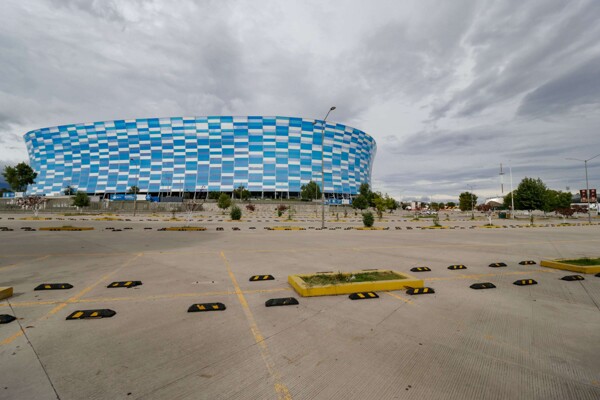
<box><xmin>1</xmin><ymin>214</ymin><xmax>600</xmax><ymax>400</ymax></box>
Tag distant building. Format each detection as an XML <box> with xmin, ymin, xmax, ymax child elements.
<box><xmin>485</xmin><ymin>197</ymin><xmax>504</xmax><ymax>208</ymax></box>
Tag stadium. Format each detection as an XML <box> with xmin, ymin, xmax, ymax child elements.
<box><xmin>23</xmin><ymin>116</ymin><xmax>376</xmax><ymax>199</ymax></box>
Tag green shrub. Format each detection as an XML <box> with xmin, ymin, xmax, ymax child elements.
<box><xmin>217</xmin><ymin>193</ymin><xmax>231</xmax><ymax>210</ymax></box>
<box><xmin>362</xmin><ymin>211</ymin><xmax>374</xmax><ymax>227</ymax></box>
<box><xmin>230</xmin><ymin>205</ymin><xmax>242</xmax><ymax>220</ymax></box>
<box><xmin>72</xmin><ymin>191</ymin><xmax>90</xmax><ymax>208</ymax></box>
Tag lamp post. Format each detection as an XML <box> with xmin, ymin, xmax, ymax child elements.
<box><xmin>130</xmin><ymin>157</ymin><xmax>139</xmax><ymax>217</ymax></box>
<box><xmin>566</xmin><ymin>153</ymin><xmax>600</xmax><ymax>224</ymax></box>
<box><xmin>318</xmin><ymin>106</ymin><xmax>336</xmax><ymax>229</ymax></box>
<box><xmin>509</xmin><ymin>164</ymin><xmax>515</xmax><ymax>219</ymax></box>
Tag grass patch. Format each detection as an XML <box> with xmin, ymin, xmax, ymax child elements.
<box><xmin>559</xmin><ymin>257</ymin><xmax>600</xmax><ymax>266</ymax></box>
<box><xmin>302</xmin><ymin>270</ymin><xmax>404</xmax><ymax>286</ymax></box>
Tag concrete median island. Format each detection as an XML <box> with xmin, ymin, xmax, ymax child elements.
<box><xmin>540</xmin><ymin>257</ymin><xmax>600</xmax><ymax>274</ymax></box>
<box><xmin>288</xmin><ymin>269</ymin><xmax>424</xmax><ymax>297</ymax></box>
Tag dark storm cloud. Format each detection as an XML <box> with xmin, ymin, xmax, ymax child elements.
<box><xmin>518</xmin><ymin>56</ymin><xmax>600</xmax><ymax>118</ymax></box>
<box><xmin>389</xmin><ymin>128</ymin><xmax>504</xmax><ymax>155</ymax></box>
<box><xmin>429</xmin><ymin>0</ymin><xmax>600</xmax><ymax>121</ymax></box>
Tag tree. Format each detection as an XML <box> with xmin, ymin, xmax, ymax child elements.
<box><xmin>208</xmin><ymin>191</ymin><xmax>221</xmax><ymax>200</ymax></box>
<box><xmin>183</xmin><ymin>199</ymin><xmax>204</xmax><ymax>222</ymax></box>
<box><xmin>369</xmin><ymin>191</ymin><xmax>382</xmax><ymax>208</ymax></box>
<box><xmin>514</xmin><ymin>177</ymin><xmax>547</xmax><ymax>211</ymax></box>
<box><xmin>300</xmin><ymin>180</ymin><xmax>321</xmax><ymax>201</ymax></box>
<box><xmin>430</xmin><ymin>202</ymin><xmax>439</xmax><ymax>211</ymax></box>
<box><xmin>543</xmin><ymin>190</ymin><xmax>572</xmax><ymax>213</ymax></box>
<box><xmin>503</xmin><ymin>191</ymin><xmax>517</xmax><ymax>210</ymax></box>
<box><xmin>362</xmin><ymin>211</ymin><xmax>374</xmax><ymax>227</ymax></box>
<box><xmin>276</xmin><ymin>204</ymin><xmax>288</xmax><ymax>217</ymax></box>
<box><xmin>217</xmin><ymin>193</ymin><xmax>231</xmax><ymax>211</ymax></box>
<box><xmin>233</xmin><ymin>185</ymin><xmax>250</xmax><ymax>201</ymax></box>
<box><xmin>459</xmin><ymin>192</ymin><xmax>477</xmax><ymax>212</ymax></box>
<box><xmin>127</xmin><ymin>185</ymin><xmax>140</xmax><ymax>194</ymax></box>
<box><xmin>446</xmin><ymin>201</ymin><xmax>456</xmax><ymax>208</ymax></box>
<box><xmin>2</xmin><ymin>162</ymin><xmax>37</xmax><ymax>192</ymax></box>
<box><xmin>384</xmin><ymin>195</ymin><xmax>398</xmax><ymax>212</ymax></box>
<box><xmin>72</xmin><ymin>191</ymin><xmax>90</xmax><ymax>208</ymax></box>
<box><xmin>438</xmin><ymin>202</ymin><xmax>445</xmax><ymax>210</ymax></box>
<box><xmin>359</xmin><ymin>183</ymin><xmax>371</xmax><ymax>198</ymax></box>
<box><xmin>230</xmin><ymin>205</ymin><xmax>242</xmax><ymax>220</ymax></box>
<box><xmin>352</xmin><ymin>194</ymin><xmax>369</xmax><ymax>210</ymax></box>
<box><xmin>63</xmin><ymin>185</ymin><xmax>76</xmax><ymax>195</ymax></box>
<box><xmin>17</xmin><ymin>196</ymin><xmax>48</xmax><ymax>217</ymax></box>
<box><xmin>556</xmin><ymin>207</ymin><xmax>574</xmax><ymax>222</ymax></box>
<box><xmin>373</xmin><ymin>196</ymin><xmax>386</xmax><ymax>219</ymax></box>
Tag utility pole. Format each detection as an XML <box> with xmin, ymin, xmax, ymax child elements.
<box><xmin>318</xmin><ymin>106</ymin><xmax>336</xmax><ymax>229</ymax></box>
<box><xmin>499</xmin><ymin>163</ymin><xmax>504</xmax><ymax>194</ymax></box>
<box><xmin>130</xmin><ymin>157</ymin><xmax>139</xmax><ymax>217</ymax></box>
<box><xmin>509</xmin><ymin>164</ymin><xmax>515</xmax><ymax>219</ymax></box>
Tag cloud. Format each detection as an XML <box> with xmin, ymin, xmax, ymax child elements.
<box><xmin>518</xmin><ymin>56</ymin><xmax>600</xmax><ymax>118</ymax></box>
<box><xmin>1</xmin><ymin>0</ymin><xmax>599</xmax><ymax>201</ymax></box>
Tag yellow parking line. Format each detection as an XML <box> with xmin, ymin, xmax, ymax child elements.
<box><xmin>385</xmin><ymin>292</ymin><xmax>413</xmax><ymax>304</ymax></box>
<box><xmin>0</xmin><ymin>287</ymin><xmax>293</xmax><ymax>309</ymax></box>
<box><xmin>1</xmin><ymin>253</ymin><xmax>143</xmax><ymax>347</ymax></box>
<box><xmin>0</xmin><ymin>255</ymin><xmax>51</xmax><ymax>271</ymax></box>
<box><xmin>220</xmin><ymin>251</ymin><xmax>292</xmax><ymax>400</ymax></box>
<box><xmin>45</xmin><ymin>252</ymin><xmax>144</xmax><ymax>318</ymax></box>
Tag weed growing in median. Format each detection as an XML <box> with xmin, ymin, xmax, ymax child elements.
<box><xmin>302</xmin><ymin>270</ymin><xmax>404</xmax><ymax>286</ymax></box>
<box><xmin>560</xmin><ymin>257</ymin><xmax>600</xmax><ymax>266</ymax></box>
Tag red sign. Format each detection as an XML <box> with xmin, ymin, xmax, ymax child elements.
<box><xmin>590</xmin><ymin>189</ymin><xmax>597</xmax><ymax>202</ymax></box>
<box><xmin>580</xmin><ymin>189</ymin><xmax>588</xmax><ymax>202</ymax></box>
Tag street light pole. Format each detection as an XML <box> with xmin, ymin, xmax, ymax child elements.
<box><xmin>509</xmin><ymin>165</ymin><xmax>515</xmax><ymax>219</ymax></box>
<box><xmin>566</xmin><ymin>153</ymin><xmax>600</xmax><ymax>224</ymax></box>
<box><xmin>130</xmin><ymin>157</ymin><xmax>139</xmax><ymax>217</ymax></box>
<box><xmin>319</xmin><ymin>106</ymin><xmax>336</xmax><ymax>229</ymax></box>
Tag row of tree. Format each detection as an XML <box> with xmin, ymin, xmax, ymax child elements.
<box><xmin>458</xmin><ymin>177</ymin><xmax>573</xmax><ymax>213</ymax></box>
<box><xmin>1</xmin><ymin>162</ymin><xmax>578</xmax><ymax>216</ymax></box>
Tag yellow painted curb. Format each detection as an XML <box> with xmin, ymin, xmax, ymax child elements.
<box><xmin>288</xmin><ymin>269</ymin><xmax>424</xmax><ymax>297</ymax></box>
<box><xmin>477</xmin><ymin>225</ymin><xmax>502</xmax><ymax>229</ymax></box>
<box><xmin>164</xmin><ymin>227</ymin><xmax>207</xmax><ymax>231</ymax></box>
<box><xmin>540</xmin><ymin>259</ymin><xmax>600</xmax><ymax>274</ymax></box>
<box><xmin>19</xmin><ymin>217</ymin><xmax>52</xmax><ymax>220</ymax></box>
<box><xmin>39</xmin><ymin>227</ymin><xmax>94</xmax><ymax>231</ymax></box>
<box><xmin>271</xmin><ymin>226</ymin><xmax>306</xmax><ymax>230</ymax></box>
<box><xmin>0</xmin><ymin>287</ymin><xmax>13</xmax><ymax>300</ymax></box>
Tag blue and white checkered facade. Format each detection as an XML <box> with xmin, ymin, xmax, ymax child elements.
<box><xmin>24</xmin><ymin>116</ymin><xmax>376</xmax><ymax>196</ymax></box>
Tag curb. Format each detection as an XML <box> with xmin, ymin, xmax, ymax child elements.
<box><xmin>39</xmin><ymin>227</ymin><xmax>94</xmax><ymax>231</ymax></box>
<box><xmin>288</xmin><ymin>270</ymin><xmax>424</xmax><ymax>297</ymax></box>
<box><xmin>164</xmin><ymin>227</ymin><xmax>207</xmax><ymax>231</ymax></box>
<box><xmin>0</xmin><ymin>287</ymin><xmax>13</xmax><ymax>300</ymax></box>
<box><xmin>540</xmin><ymin>259</ymin><xmax>600</xmax><ymax>274</ymax></box>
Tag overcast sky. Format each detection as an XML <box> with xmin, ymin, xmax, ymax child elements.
<box><xmin>1</xmin><ymin>0</ymin><xmax>599</xmax><ymax>201</ymax></box>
